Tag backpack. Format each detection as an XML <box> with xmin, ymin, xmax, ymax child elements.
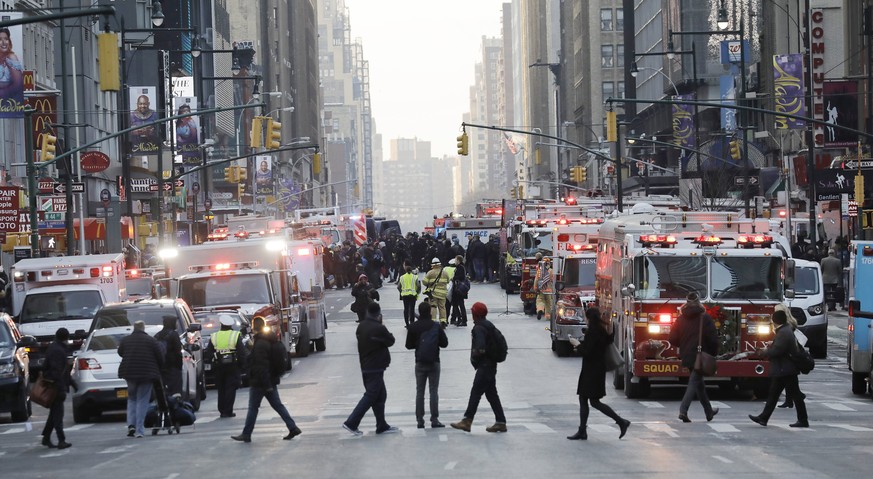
<box><xmin>415</xmin><ymin>322</ymin><xmax>441</xmax><ymax>364</ymax></box>
<box><xmin>791</xmin><ymin>342</ymin><xmax>815</xmax><ymax>374</ymax></box>
<box><xmin>456</xmin><ymin>279</ymin><xmax>471</xmax><ymax>296</ymax></box>
<box><xmin>487</xmin><ymin>324</ymin><xmax>508</xmax><ymax>363</ymax></box>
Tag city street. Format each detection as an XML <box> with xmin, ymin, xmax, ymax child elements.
<box><xmin>1</xmin><ymin>283</ymin><xmax>870</xmax><ymax>478</ymax></box>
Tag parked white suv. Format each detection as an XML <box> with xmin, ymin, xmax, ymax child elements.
<box><xmin>788</xmin><ymin>259</ymin><xmax>827</xmax><ymax>358</ymax></box>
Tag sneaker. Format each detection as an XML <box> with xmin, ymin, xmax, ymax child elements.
<box><xmin>135</xmin><ymin>434</ymin><xmax>144</xmax><ymax>438</ymax></box>
<box><xmin>342</xmin><ymin>423</ymin><xmax>363</xmax><ymax>437</ymax></box>
<box><xmin>283</xmin><ymin>427</ymin><xmax>302</xmax><ymax>440</ymax></box>
<box><xmin>127</xmin><ymin>425</ymin><xmax>135</xmax><ymax>437</ymax></box>
<box><xmin>375</xmin><ymin>425</ymin><xmax>399</xmax><ymax>434</ymax></box>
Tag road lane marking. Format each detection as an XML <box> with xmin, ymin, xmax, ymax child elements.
<box><xmin>522</xmin><ymin>423</ymin><xmax>554</xmax><ymax>434</ymax></box>
<box><xmin>830</xmin><ymin>424</ymin><xmax>873</xmax><ymax>432</ymax></box>
<box><xmin>445</xmin><ymin>461</ymin><xmax>457</xmax><ymax>470</ymax></box>
<box><xmin>709</xmin><ymin>423</ymin><xmax>740</xmax><ymax>433</ymax></box>
<box><xmin>821</xmin><ymin>402</ymin><xmax>855</xmax><ymax>411</ymax></box>
<box><xmin>639</xmin><ymin>401</ymin><xmax>664</xmax><ymax>408</ymax></box>
<box><xmin>710</xmin><ymin>401</ymin><xmax>731</xmax><ymax>409</ymax></box>
<box><xmin>644</xmin><ymin>423</ymin><xmax>679</xmax><ymax>437</ymax></box>
<box><xmin>65</xmin><ymin>424</ymin><xmax>94</xmax><ymax>431</ymax></box>
<box><xmin>712</xmin><ymin>455</ymin><xmax>733</xmax><ymax>464</ymax></box>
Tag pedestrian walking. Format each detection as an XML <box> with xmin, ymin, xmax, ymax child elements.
<box><xmin>41</xmin><ymin>327</ymin><xmax>74</xmax><ymax>449</ymax></box>
<box><xmin>343</xmin><ymin>302</ymin><xmax>398</xmax><ymax>436</ymax></box>
<box><xmin>820</xmin><ymin>249</ymin><xmax>843</xmax><ymax>310</ymax></box>
<box><xmin>567</xmin><ymin>307</ymin><xmax>630</xmax><ymax>440</ymax></box>
<box><xmin>232</xmin><ymin>317</ymin><xmax>302</xmax><ymax>442</ymax></box>
<box><xmin>669</xmin><ymin>292</ymin><xmax>719</xmax><ymax>423</ymax></box>
<box><xmin>422</xmin><ymin>257</ymin><xmax>451</xmax><ymax>327</ymax></box>
<box><xmin>397</xmin><ymin>264</ymin><xmax>420</xmax><ymax>326</ymax></box>
<box><xmin>405</xmin><ymin>302</ymin><xmax>448</xmax><ymax>429</ymax></box>
<box><xmin>206</xmin><ymin>316</ymin><xmax>247</xmax><ymax>418</ymax></box>
<box><xmin>154</xmin><ymin>315</ymin><xmax>183</xmax><ymax>398</ymax></box>
<box><xmin>774</xmin><ymin>303</ymin><xmax>802</xmax><ymax>409</ymax></box>
<box><xmin>351</xmin><ymin>274</ymin><xmax>378</xmax><ymax>323</ymax></box>
<box><xmin>749</xmin><ymin>308</ymin><xmax>810</xmax><ymax>428</ymax></box>
<box><xmin>118</xmin><ymin>320</ymin><xmax>164</xmax><ymax>438</ymax></box>
<box><xmin>450</xmin><ymin>255</ymin><xmax>469</xmax><ymax>327</ymax></box>
<box><xmin>450</xmin><ymin>302</ymin><xmax>507</xmax><ymax>433</ymax></box>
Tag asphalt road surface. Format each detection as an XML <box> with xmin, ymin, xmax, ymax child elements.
<box><xmin>1</xmin><ymin>283</ymin><xmax>870</xmax><ymax>478</ymax></box>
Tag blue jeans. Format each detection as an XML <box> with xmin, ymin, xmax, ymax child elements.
<box><xmin>242</xmin><ymin>386</ymin><xmax>298</xmax><ymax>436</ymax></box>
<box><xmin>463</xmin><ymin>365</ymin><xmax>505</xmax><ymax>423</ymax></box>
<box><xmin>415</xmin><ymin>362</ymin><xmax>441</xmax><ymax>423</ymax></box>
<box><xmin>472</xmin><ymin>258</ymin><xmax>486</xmax><ymax>282</ymax></box>
<box><xmin>126</xmin><ymin>379</ymin><xmax>153</xmax><ymax>436</ymax></box>
<box><xmin>345</xmin><ymin>370</ymin><xmax>388</xmax><ymax>430</ymax></box>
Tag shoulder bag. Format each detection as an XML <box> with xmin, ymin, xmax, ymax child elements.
<box><xmin>31</xmin><ymin>373</ymin><xmax>58</xmax><ymax>408</ymax></box>
<box><xmin>603</xmin><ymin>341</ymin><xmax>624</xmax><ymax>372</ymax></box>
<box><xmin>693</xmin><ymin>317</ymin><xmax>717</xmax><ymax>376</ymax></box>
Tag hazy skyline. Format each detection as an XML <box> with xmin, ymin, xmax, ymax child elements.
<box><xmin>344</xmin><ymin>0</ymin><xmax>507</xmax><ymax>159</ymax></box>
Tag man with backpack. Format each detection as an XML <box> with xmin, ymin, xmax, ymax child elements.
<box><xmin>405</xmin><ymin>302</ymin><xmax>449</xmax><ymax>429</ymax></box>
<box><xmin>451</xmin><ymin>302</ymin><xmax>507</xmax><ymax>433</ymax></box>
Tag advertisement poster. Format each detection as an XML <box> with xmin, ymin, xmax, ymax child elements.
<box><xmin>173</xmin><ymin>96</ymin><xmax>200</xmax><ymax>164</ymax></box>
<box><xmin>128</xmin><ymin>86</ymin><xmax>160</xmax><ymax>154</ymax></box>
<box><xmin>672</xmin><ymin>93</ymin><xmax>695</xmax><ymax>171</ymax></box>
<box><xmin>773</xmin><ymin>54</ymin><xmax>806</xmax><ymax>129</ymax></box>
<box><xmin>255</xmin><ymin>155</ymin><xmax>274</xmax><ymax>196</ymax></box>
<box><xmin>0</xmin><ymin>12</ymin><xmax>25</xmax><ymax>118</ymax></box>
<box><xmin>822</xmin><ymin>80</ymin><xmax>859</xmax><ymax>148</ymax></box>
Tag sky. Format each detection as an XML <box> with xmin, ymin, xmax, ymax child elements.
<box><xmin>344</xmin><ymin>0</ymin><xmax>507</xmax><ymax>159</ymax></box>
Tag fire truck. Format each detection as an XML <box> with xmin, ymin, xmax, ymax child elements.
<box><xmin>11</xmin><ymin>254</ymin><xmax>128</xmax><ymax>376</ymax></box>
<box><xmin>595</xmin><ymin>205</ymin><xmax>795</xmax><ymax>398</ymax></box>
<box><xmin>161</xmin><ymin>235</ymin><xmax>327</xmax><ymax>367</ymax></box>
<box><xmin>550</xmin><ymin>217</ymin><xmax>604</xmax><ymax>356</ymax></box>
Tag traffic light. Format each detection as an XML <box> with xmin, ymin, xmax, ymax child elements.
<box><xmin>729</xmin><ymin>139</ymin><xmax>741</xmax><ymax>160</ymax></box>
<box><xmin>578</xmin><ymin>166</ymin><xmax>587</xmax><ymax>182</ymax></box>
<box><xmin>456</xmin><ymin>131</ymin><xmax>469</xmax><ymax>156</ymax></box>
<box><xmin>570</xmin><ymin>166</ymin><xmax>579</xmax><ymax>182</ymax></box>
<box><xmin>266</xmin><ymin>117</ymin><xmax>282</xmax><ymax>149</ymax></box>
<box><xmin>606</xmin><ymin>110</ymin><xmax>617</xmax><ymax>142</ymax></box>
<box><xmin>224</xmin><ymin>166</ymin><xmax>239</xmax><ymax>183</ymax></box>
<box><xmin>238</xmin><ymin>183</ymin><xmax>245</xmax><ymax>200</ymax></box>
<box><xmin>41</xmin><ymin>133</ymin><xmax>57</xmax><ymax>162</ymax></box>
<box><xmin>312</xmin><ymin>153</ymin><xmax>322</xmax><ymax>175</ymax></box>
<box><xmin>250</xmin><ymin>116</ymin><xmax>264</xmax><ymax>149</ymax></box>
<box><xmin>510</xmin><ymin>187</ymin><xmax>517</xmax><ymax>199</ymax></box>
<box><xmin>237</xmin><ymin>167</ymin><xmax>248</xmax><ymax>184</ymax></box>
<box><xmin>174</xmin><ymin>180</ymin><xmax>182</xmax><ymax>195</ymax></box>
<box><xmin>517</xmin><ymin>184</ymin><xmax>524</xmax><ymax>199</ymax></box>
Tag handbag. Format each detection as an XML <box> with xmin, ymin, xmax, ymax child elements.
<box><xmin>31</xmin><ymin>373</ymin><xmax>58</xmax><ymax>408</ymax></box>
<box><xmin>790</xmin><ymin>341</ymin><xmax>815</xmax><ymax>374</ymax></box>
<box><xmin>693</xmin><ymin>316</ymin><xmax>717</xmax><ymax>376</ymax></box>
<box><xmin>603</xmin><ymin>342</ymin><xmax>624</xmax><ymax>372</ymax></box>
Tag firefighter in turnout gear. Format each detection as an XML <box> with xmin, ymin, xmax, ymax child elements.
<box><xmin>206</xmin><ymin>316</ymin><xmax>248</xmax><ymax>418</ymax></box>
<box><xmin>533</xmin><ymin>257</ymin><xmax>554</xmax><ymax>321</ymax></box>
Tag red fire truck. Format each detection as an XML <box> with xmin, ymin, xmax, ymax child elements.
<box><xmin>595</xmin><ymin>206</ymin><xmax>795</xmax><ymax>398</ymax></box>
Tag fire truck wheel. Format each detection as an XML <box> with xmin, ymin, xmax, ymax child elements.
<box><xmin>624</xmin><ymin>371</ymin><xmax>650</xmax><ymax>399</ymax></box>
<box><xmin>555</xmin><ymin>341</ymin><xmax>573</xmax><ymax>357</ymax></box>
<box><xmin>612</xmin><ymin>369</ymin><xmax>624</xmax><ymax>390</ymax></box>
<box><xmin>551</xmin><ymin>339</ymin><xmax>557</xmax><ymax>352</ymax></box>
<box><xmin>750</xmin><ymin>379</ymin><xmax>770</xmax><ymax>400</ymax></box>
<box><xmin>284</xmin><ymin>352</ymin><xmax>293</xmax><ymax>371</ymax></box>
<box><xmin>314</xmin><ymin>335</ymin><xmax>327</xmax><ymax>352</ymax></box>
<box><xmin>295</xmin><ymin>329</ymin><xmax>311</xmax><ymax>357</ymax></box>
<box><xmin>852</xmin><ymin>372</ymin><xmax>869</xmax><ymax>395</ymax></box>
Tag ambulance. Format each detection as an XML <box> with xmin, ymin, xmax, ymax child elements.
<box><xmin>847</xmin><ymin>241</ymin><xmax>873</xmax><ymax>397</ymax></box>
<box><xmin>595</xmin><ymin>204</ymin><xmax>794</xmax><ymax>398</ymax></box>
<box><xmin>11</xmin><ymin>253</ymin><xmax>128</xmax><ymax>376</ymax></box>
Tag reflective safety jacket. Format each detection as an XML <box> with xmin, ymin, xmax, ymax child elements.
<box><xmin>398</xmin><ymin>272</ymin><xmax>420</xmax><ymax>298</ymax></box>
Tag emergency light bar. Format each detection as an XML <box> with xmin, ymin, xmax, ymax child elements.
<box><xmin>189</xmin><ymin>261</ymin><xmax>260</xmax><ymax>273</ymax></box>
<box><xmin>639</xmin><ymin>234</ymin><xmax>677</xmax><ymax>247</ymax></box>
<box><xmin>694</xmin><ymin>235</ymin><xmax>723</xmax><ymax>246</ymax></box>
<box><xmin>579</xmin><ymin>218</ymin><xmax>603</xmax><ymax>224</ymax></box>
<box><xmin>736</xmin><ymin>234</ymin><xmax>774</xmax><ymax>247</ymax></box>
<box><xmin>571</xmin><ymin>244</ymin><xmax>595</xmax><ymax>252</ymax></box>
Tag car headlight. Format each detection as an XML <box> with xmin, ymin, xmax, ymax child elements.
<box><xmin>0</xmin><ymin>362</ymin><xmax>15</xmax><ymax>378</ymax></box>
<box><xmin>558</xmin><ymin>307</ymin><xmax>577</xmax><ymax>319</ymax></box>
<box><xmin>807</xmin><ymin>303</ymin><xmax>824</xmax><ymax>316</ymax></box>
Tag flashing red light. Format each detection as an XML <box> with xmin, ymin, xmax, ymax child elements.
<box><xmin>659</xmin><ymin>314</ymin><xmax>672</xmax><ymax>323</ymax></box>
<box><xmin>695</xmin><ymin>235</ymin><xmax>722</xmax><ymax>246</ymax></box>
<box><xmin>863</xmin><ymin>246</ymin><xmax>873</xmax><ymax>257</ymax></box>
<box><xmin>778</xmin><ymin>210</ymin><xmax>787</xmax><ymax>218</ymax></box>
<box><xmin>215</xmin><ymin>263</ymin><xmax>231</xmax><ymax>270</ymax></box>
<box><xmin>640</xmin><ymin>234</ymin><xmax>677</xmax><ymax>245</ymax></box>
<box><xmin>737</xmin><ymin>234</ymin><xmax>773</xmax><ymax>246</ymax></box>
<box><xmin>90</xmin><ymin>268</ymin><xmax>100</xmax><ymax>277</ymax></box>
<box><xmin>297</xmin><ymin>248</ymin><xmax>311</xmax><ymax>256</ymax></box>
<box><xmin>565</xmin><ymin>196</ymin><xmax>577</xmax><ymax>205</ymax></box>
<box><xmin>558</xmin><ymin>218</ymin><xmax>568</xmax><ymax>225</ymax></box>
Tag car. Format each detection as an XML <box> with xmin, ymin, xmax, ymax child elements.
<box><xmin>192</xmin><ymin>309</ymin><xmax>253</xmax><ymax>386</ymax></box>
<box><xmin>125</xmin><ymin>268</ymin><xmax>167</xmax><ymax>301</ymax></box>
<box><xmin>89</xmin><ymin>299</ymin><xmax>206</xmax><ymax>407</ymax></box>
<box><xmin>789</xmin><ymin>259</ymin><xmax>828</xmax><ymax>358</ymax></box>
<box><xmin>71</xmin><ymin>325</ymin><xmax>200</xmax><ymax>423</ymax></box>
<box><xmin>0</xmin><ymin>315</ymin><xmax>36</xmax><ymax>422</ymax></box>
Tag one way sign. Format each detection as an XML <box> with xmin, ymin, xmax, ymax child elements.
<box><xmin>53</xmin><ymin>182</ymin><xmax>86</xmax><ymax>194</ymax></box>
<box><xmin>734</xmin><ymin>176</ymin><xmax>759</xmax><ymax>186</ymax></box>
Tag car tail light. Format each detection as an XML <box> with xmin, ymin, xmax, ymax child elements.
<box><xmin>77</xmin><ymin>358</ymin><xmax>101</xmax><ymax>370</ymax></box>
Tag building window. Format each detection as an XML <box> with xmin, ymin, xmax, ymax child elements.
<box><xmin>601</xmin><ymin>9</ymin><xmax>613</xmax><ymax>31</ymax></box>
<box><xmin>616</xmin><ymin>9</ymin><xmax>624</xmax><ymax>31</ymax></box>
<box><xmin>618</xmin><ymin>81</ymin><xmax>625</xmax><ymax>99</ymax></box>
<box><xmin>602</xmin><ymin>81</ymin><xmax>615</xmax><ymax>99</ymax></box>
<box><xmin>601</xmin><ymin>45</ymin><xmax>614</xmax><ymax>68</ymax></box>
<box><xmin>616</xmin><ymin>44</ymin><xmax>624</xmax><ymax>68</ymax></box>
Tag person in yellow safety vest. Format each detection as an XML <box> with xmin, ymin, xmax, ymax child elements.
<box><xmin>206</xmin><ymin>316</ymin><xmax>248</xmax><ymax>418</ymax></box>
<box><xmin>397</xmin><ymin>264</ymin><xmax>421</xmax><ymax>326</ymax></box>
<box><xmin>423</xmin><ymin>257</ymin><xmax>451</xmax><ymax>328</ymax></box>
<box><xmin>533</xmin><ymin>257</ymin><xmax>554</xmax><ymax>321</ymax></box>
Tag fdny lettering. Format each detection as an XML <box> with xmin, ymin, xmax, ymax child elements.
<box><xmin>642</xmin><ymin>363</ymin><xmax>680</xmax><ymax>373</ymax></box>
<box><xmin>744</xmin><ymin>340</ymin><xmax>771</xmax><ymax>350</ymax></box>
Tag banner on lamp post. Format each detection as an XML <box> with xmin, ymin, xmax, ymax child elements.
<box><xmin>173</xmin><ymin>96</ymin><xmax>200</xmax><ymax>164</ymax></box>
<box><xmin>255</xmin><ymin>156</ymin><xmax>274</xmax><ymax>196</ymax></box>
<box><xmin>128</xmin><ymin>86</ymin><xmax>160</xmax><ymax>155</ymax></box>
<box><xmin>672</xmin><ymin>93</ymin><xmax>695</xmax><ymax>172</ymax></box>
<box><xmin>0</xmin><ymin>12</ymin><xmax>25</xmax><ymax>118</ymax></box>
<box><xmin>773</xmin><ymin>54</ymin><xmax>806</xmax><ymax>130</ymax></box>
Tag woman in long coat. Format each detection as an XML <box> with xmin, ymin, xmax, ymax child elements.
<box><xmin>568</xmin><ymin>307</ymin><xmax>630</xmax><ymax>440</ymax></box>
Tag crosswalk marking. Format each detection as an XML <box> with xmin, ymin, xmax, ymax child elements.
<box><xmin>710</xmin><ymin>401</ymin><xmax>731</xmax><ymax>409</ymax></box>
<box><xmin>644</xmin><ymin>423</ymin><xmax>679</xmax><ymax>438</ymax></box>
<box><xmin>522</xmin><ymin>423</ymin><xmax>554</xmax><ymax>434</ymax></box>
<box><xmin>830</xmin><ymin>424</ymin><xmax>873</xmax><ymax>432</ymax></box>
<box><xmin>709</xmin><ymin>423</ymin><xmax>740</xmax><ymax>433</ymax></box>
<box><xmin>639</xmin><ymin>401</ymin><xmax>664</xmax><ymax>409</ymax></box>
<box><xmin>590</xmin><ymin>424</ymin><xmax>615</xmax><ymax>434</ymax></box>
<box><xmin>66</xmin><ymin>424</ymin><xmax>95</xmax><ymax>431</ymax></box>
<box><xmin>821</xmin><ymin>402</ymin><xmax>855</xmax><ymax>411</ymax></box>
<box><xmin>712</xmin><ymin>455</ymin><xmax>733</xmax><ymax>464</ymax></box>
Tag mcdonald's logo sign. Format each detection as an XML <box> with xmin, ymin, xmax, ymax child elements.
<box><xmin>28</xmin><ymin>96</ymin><xmax>57</xmax><ymax>147</ymax></box>
<box><xmin>23</xmin><ymin>70</ymin><xmax>34</xmax><ymax>91</ymax></box>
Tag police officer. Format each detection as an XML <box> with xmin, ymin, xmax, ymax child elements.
<box><xmin>207</xmin><ymin>316</ymin><xmax>247</xmax><ymax>418</ymax></box>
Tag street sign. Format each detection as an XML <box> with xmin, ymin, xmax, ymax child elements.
<box><xmin>174</xmin><ymin>179</ymin><xmax>185</xmax><ymax>188</ymax></box>
<box><xmin>53</xmin><ymin>183</ymin><xmax>66</xmax><ymax>194</ymax></box>
<box><xmin>71</xmin><ymin>182</ymin><xmax>85</xmax><ymax>193</ymax></box>
<box><xmin>733</xmin><ymin>176</ymin><xmax>759</xmax><ymax>186</ymax></box>
<box><xmin>38</xmin><ymin>178</ymin><xmax>56</xmax><ymax>194</ymax></box>
<box><xmin>40</xmin><ymin>196</ymin><xmax>67</xmax><ymax>212</ymax></box>
<box><xmin>149</xmin><ymin>183</ymin><xmax>160</xmax><ymax>192</ymax></box>
<box><xmin>843</xmin><ymin>160</ymin><xmax>873</xmax><ymax>170</ymax></box>
<box><xmin>163</xmin><ymin>183</ymin><xmax>173</xmax><ymax>192</ymax></box>
<box><xmin>45</xmin><ymin>212</ymin><xmax>63</xmax><ymax>221</ymax></box>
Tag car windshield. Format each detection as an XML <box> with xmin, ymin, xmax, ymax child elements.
<box><xmin>92</xmin><ymin>307</ymin><xmax>177</xmax><ymax>331</ymax></box>
<box><xmin>87</xmin><ymin>332</ymin><xmax>128</xmax><ymax>351</ymax></box>
<box><xmin>711</xmin><ymin>257</ymin><xmax>783</xmax><ymax>300</ymax></box>
<box><xmin>793</xmin><ymin>267</ymin><xmax>820</xmax><ymax>295</ymax></box>
<box><xmin>521</xmin><ymin>231</ymin><xmax>553</xmax><ymax>256</ymax></box>
<box><xmin>179</xmin><ymin>275</ymin><xmax>271</xmax><ymax>308</ymax></box>
<box><xmin>561</xmin><ymin>257</ymin><xmax>596</xmax><ymax>288</ymax></box>
<box><xmin>634</xmin><ymin>256</ymin><xmax>707</xmax><ymax>299</ymax></box>
<box><xmin>126</xmin><ymin>278</ymin><xmax>152</xmax><ymax>297</ymax></box>
<box><xmin>19</xmin><ymin>291</ymin><xmax>103</xmax><ymax>324</ymax></box>
<box><xmin>194</xmin><ymin>313</ymin><xmax>243</xmax><ymax>335</ymax></box>
<box><xmin>0</xmin><ymin>324</ymin><xmax>12</xmax><ymax>347</ymax></box>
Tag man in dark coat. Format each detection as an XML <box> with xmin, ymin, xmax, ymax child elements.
<box><xmin>567</xmin><ymin>307</ymin><xmax>630</xmax><ymax>440</ymax></box>
<box><xmin>118</xmin><ymin>320</ymin><xmax>164</xmax><ymax>438</ymax></box>
<box><xmin>154</xmin><ymin>315</ymin><xmax>183</xmax><ymax>398</ymax></box>
<box><xmin>343</xmin><ymin>302</ymin><xmax>397</xmax><ymax>436</ymax></box>
<box><xmin>231</xmin><ymin>317</ymin><xmax>301</xmax><ymax>442</ymax></box>
<box><xmin>669</xmin><ymin>292</ymin><xmax>719</xmax><ymax>423</ymax></box>
<box><xmin>405</xmin><ymin>302</ymin><xmax>449</xmax><ymax>429</ymax></box>
<box><xmin>351</xmin><ymin>274</ymin><xmax>379</xmax><ymax>323</ymax></box>
<box><xmin>42</xmin><ymin>328</ymin><xmax>74</xmax><ymax>449</ymax></box>
<box><xmin>451</xmin><ymin>302</ymin><xmax>507</xmax><ymax>433</ymax></box>
<box><xmin>749</xmin><ymin>309</ymin><xmax>810</xmax><ymax>427</ymax></box>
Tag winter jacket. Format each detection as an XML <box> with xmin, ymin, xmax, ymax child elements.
<box><xmin>405</xmin><ymin>317</ymin><xmax>449</xmax><ymax>363</ymax></box>
<box><xmin>758</xmin><ymin>323</ymin><xmax>799</xmax><ymax>377</ymax></box>
<box><xmin>452</xmin><ymin>265</ymin><xmax>469</xmax><ymax>300</ymax></box>
<box><xmin>669</xmin><ymin>303</ymin><xmax>718</xmax><ymax>370</ymax></box>
<box><xmin>154</xmin><ymin>326</ymin><xmax>183</xmax><ymax>371</ymax></box>
<box><xmin>470</xmin><ymin>319</ymin><xmax>498</xmax><ymax>369</ymax></box>
<box><xmin>118</xmin><ymin>329</ymin><xmax>164</xmax><ymax>382</ymax></box>
<box><xmin>577</xmin><ymin>322</ymin><xmax>613</xmax><ymax>398</ymax></box>
<box><xmin>356</xmin><ymin>314</ymin><xmax>395</xmax><ymax>371</ymax></box>
<box><xmin>249</xmin><ymin>333</ymin><xmax>286</xmax><ymax>388</ymax></box>
<box><xmin>351</xmin><ymin>282</ymin><xmax>378</xmax><ymax>312</ymax></box>
<box><xmin>44</xmin><ymin>340</ymin><xmax>72</xmax><ymax>394</ymax></box>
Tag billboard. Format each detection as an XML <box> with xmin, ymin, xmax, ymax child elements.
<box><xmin>128</xmin><ymin>86</ymin><xmax>160</xmax><ymax>154</ymax></box>
<box><xmin>822</xmin><ymin>80</ymin><xmax>859</xmax><ymax>148</ymax></box>
<box><xmin>173</xmin><ymin>96</ymin><xmax>200</xmax><ymax>164</ymax></box>
<box><xmin>773</xmin><ymin>54</ymin><xmax>805</xmax><ymax>130</ymax></box>
<box><xmin>0</xmin><ymin>13</ymin><xmax>25</xmax><ymax>118</ymax></box>
<box><xmin>255</xmin><ymin>155</ymin><xmax>274</xmax><ymax>196</ymax></box>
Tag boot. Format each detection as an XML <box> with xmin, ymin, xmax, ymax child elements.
<box><xmin>618</xmin><ymin>419</ymin><xmax>631</xmax><ymax>439</ymax></box>
<box><xmin>567</xmin><ymin>427</ymin><xmax>587</xmax><ymax>440</ymax></box>
<box><xmin>450</xmin><ymin>417</ymin><xmax>473</xmax><ymax>432</ymax></box>
<box><xmin>41</xmin><ymin>436</ymin><xmax>56</xmax><ymax>448</ymax></box>
<box><xmin>485</xmin><ymin>422</ymin><xmax>507</xmax><ymax>433</ymax></box>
